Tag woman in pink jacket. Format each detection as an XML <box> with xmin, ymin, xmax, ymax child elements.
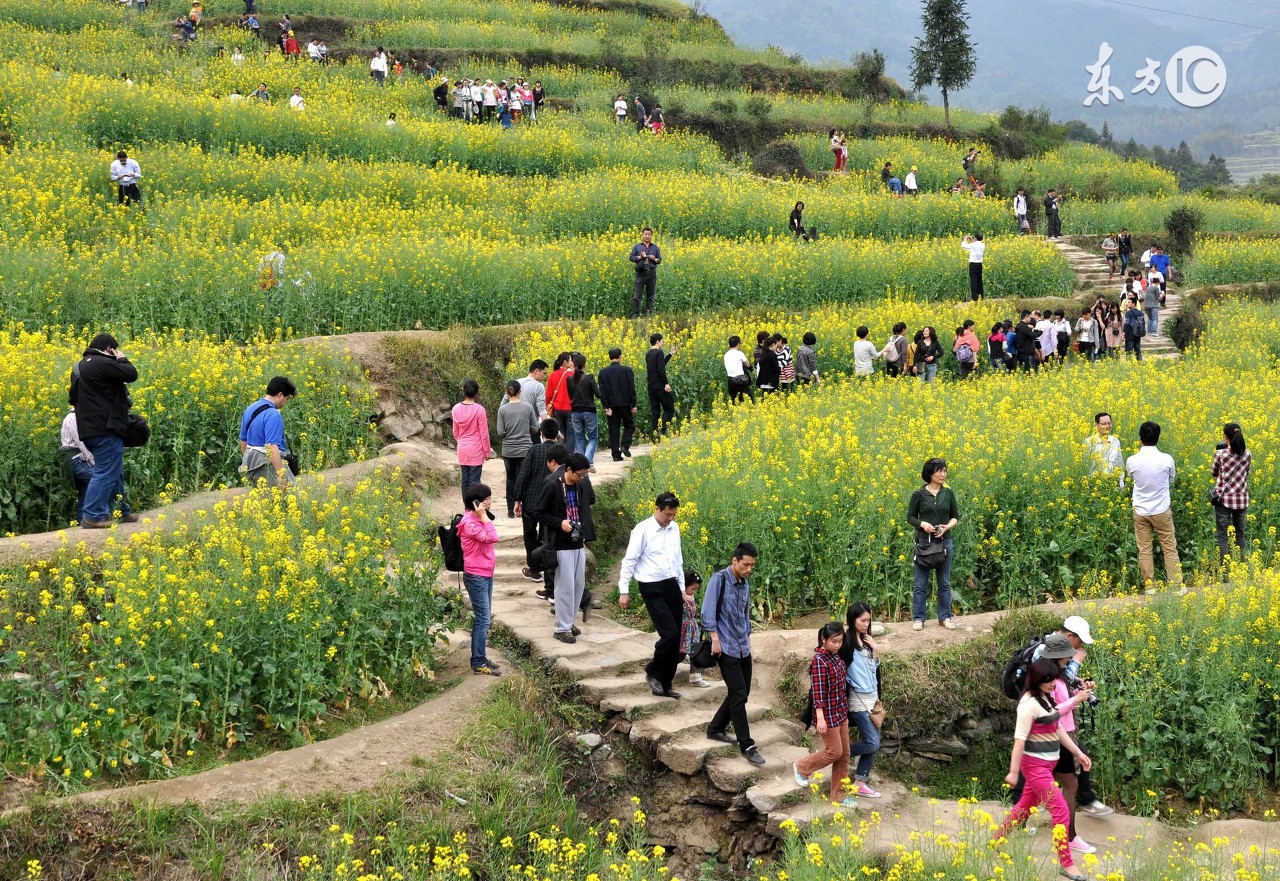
<box><xmin>460</xmin><ymin>482</ymin><xmax>501</xmax><ymax>676</ymax></box>
<box><xmin>452</xmin><ymin>379</ymin><xmax>492</xmax><ymax>504</ymax></box>
<box><xmin>952</xmin><ymin>319</ymin><xmax>981</xmax><ymax>381</ymax></box>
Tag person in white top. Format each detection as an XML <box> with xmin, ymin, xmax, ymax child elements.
<box><xmin>613</xmin><ymin>94</ymin><xmax>628</xmax><ymax>124</ymax></box>
<box><xmin>386</xmin><ymin>112</ymin><xmax>397</xmax><ymax>126</ymax></box>
<box><xmin>723</xmin><ymin>335</ymin><xmax>752</xmax><ymax>403</ymax></box>
<box><xmin>483</xmin><ymin>81</ymin><xmax>499</xmax><ymax>122</ymax></box>
<box><xmin>618</xmin><ymin>492</ymin><xmax>686</xmax><ymax>698</ymax></box>
<box><xmin>109</xmin><ymin>150</ymin><xmax>142</xmax><ymax>206</ymax></box>
<box><xmin>289</xmin><ymin>87</ymin><xmax>305</xmax><ymax>110</ymax></box>
<box><xmin>1035</xmin><ymin>312</ymin><xmax>1055</xmax><ymax>364</ymax></box>
<box><xmin>1125</xmin><ymin>420</ymin><xmax>1181</xmax><ymax>590</ymax></box>
<box><xmin>370</xmin><ymin>47</ymin><xmax>388</xmax><ymax>84</ymax></box>
<box><xmin>852</xmin><ymin>325</ymin><xmax>880</xmax><ymax>377</ymax></box>
<box><xmin>307</xmin><ymin>39</ymin><xmax>322</xmax><ymax>62</ymax></box>
<box><xmin>1013</xmin><ymin>187</ymin><xmax>1028</xmax><ymax>232</ymax></box>
<box><xmin>1074</xmin><ymin>307</ymin><xmax>1099</xmax><ymax>362</ymax></box>
<box><xmin>61</xmin><ymin>408</ymin><xmax>96</xmax><ymax>522</ymax></box>
<box><xmin>232</xmin><ymin>47</ymin><xmax>245</xmax><ymax>65</ymax></box>
<box><xmin>904</xmin><ymin>165</ymin><xmax>918</xmax><ymax>195</ymax></box>
<box><xmin>961</xmin><ymin>233</ymin><xmax>985</xmax><ymax>301</ymax></box>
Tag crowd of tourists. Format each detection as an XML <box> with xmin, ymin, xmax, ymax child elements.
<box><xmin>612</xmin><ymin>95</ymin><xmax>666</xmax><ymax>134</ymax></box>
<box><xmin>436</xmin><ymin>76</ymin><xmax>546</xmax><ymax>126</ymax></box>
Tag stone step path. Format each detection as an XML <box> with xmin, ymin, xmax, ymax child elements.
<box><xmin>1048</xmin><ymin>239</ymin><xmax>1181</xmax><ymax>358</ymax></box>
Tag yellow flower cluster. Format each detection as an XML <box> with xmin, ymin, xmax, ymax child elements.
<box><xmin>1185</xmin><ymin>236</ymin><xmax>1280</xmax><ymax>288</ymax></box>
<box><xmin>0</xmin><ymin>470</ymin><xmax>457</xmax><ymax>785</ymax></box>
<box><xmin>0</xmin><ymin>324</ymin><xmax>376</xmax><ymax>534</ymax></box>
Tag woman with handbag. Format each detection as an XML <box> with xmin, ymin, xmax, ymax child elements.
<box><xmin>1211</xmin><ymin>422</ymin><xmax>1251</xmax><ymax>567</ymax></box>
<box><xmin>907</xmin><ymin>457</ymin><xmax>959</xmax><ymax>631</ymax></box>
<box><xmin>841</xmin><ymin>602</ymin><xmax>883</xmax><ymax>798</ymax></box>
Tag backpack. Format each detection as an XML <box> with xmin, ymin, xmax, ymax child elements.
<box><xmin>956</xmin><ymin>342</ymin><xmax>975</xmax><ymax>363</ymax></box>
<box><xmin>1001</xmin><ymin>636</ymin><xmax>1045</xmax><ymax>700</ymax></box>
<box><xmin>437</xmin><ymin>513</ymin><xmax>465</xmax><ymax>573</ymax></box>
<box><xmin>1125</xmin><ymin>311</ymin><xmax>1146</xmax><ymax>338</ymax></box>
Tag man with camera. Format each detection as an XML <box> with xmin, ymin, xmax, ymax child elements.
<box><xmin>628</xmin><ymin>227</ymin><xmax>662</xmax><ymax>318</ymax></box>
<box><xmin>532</xmin><ymin>452</ymin><xmax>596</xmax><ymax>644</ymax></box>
<box><xmin>109</xmin><ymin>150</ymin><xmax>142</xmax><ymax>207</ymax></box>
<box><xmin>239</xmin><ymin>376</ymin><xmax>298</xmax><ymax>488</ymax></box>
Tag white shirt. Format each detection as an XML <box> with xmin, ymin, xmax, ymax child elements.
<box><xmin>110</xmin><ymin>158</ymin><xmax>140</xmax><ymax>184</ymax></box>
<box><xmin>1051</xmin><ymin>317</ymin><xmax>1071</xmax><ymax>339</ymax></box>
<box><xmin>289</xmin><ymin>93</ymin><xmax>305</xmax><ymax>110</ymax></box>
<box><xmin>614</xmin><ymin>99</ymin><xmax>628</xmax><ymax>116</ymax></box>
<box><xmin>1084</xmin><ymin>432</ymin><xmax>1124</xmax><ymax>487</ymax></box>
<box><xmin>617</xmin><ymin>516</ymin><xmax>684</xmax><ymax>595</ymax></box>
<box><xmin>386</xmin><ymin>118</ymin><xmax>397</xmax><ymax>126</ymax></box>
<box><xmin>232</xmin><ymin>50</ymin><xmax>245</xmax><ymax>65</ymax></box>
<box><xmin>961</xmin><ymin>239</ymin><xmax>985</xmax><ymax>263</ymax></box>
<box><xmin>1126</xmin><ymin>445</ymin><xmax>1176</xmax><ymax>516</ymax></box>
<box><xmin>308</xmin><ymin>42</ymin><xmax>322</xmax><ymax>59</ymax></box>
<box><xmin>484</xmin><ymin>85</ymin><xmax>498</xmax><ymax>105</ymax></box>
<box><xmin>370</xmin><ymin>54</ymin><xmax>388</xmax><ymax>74</ymax></box>
<box><xmin>1036</xmin><ymin>319</ymin><xmax>1055</xmax><ymax>354</ymax></box>
<box><xmin>904</xmin><ymin>171</ymin><xmax>917</xmax><ymax>190</ymax></box>
<box><xmin>61</xmin><ymin>411</ymin><xmax>94</xmax><ymax>463</ymax></box>
<box><xmin>724</xmin><ymin>348</ymin><xmax>748</xmax><ymax>379</ymax></box>
<box><xmin>853</xmin><ymin>339</ymin><xmax>878</xmax><ymax>375</ymax></box>
<box><xmin>1013</xmin><ymin>194</ymin><xmax>1027</xmax><ymax>215</ymax></box>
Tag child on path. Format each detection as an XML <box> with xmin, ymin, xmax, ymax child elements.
<box><xmin>993</xmin><ymin>658</ymin><xmax>1095</xmax><ymax>881</ymax></box>
<box><xmin>794</xmin><ymin>622</ymin><xmax>855</xmax><ymax>806</ymax></box>
<box><xmin>679</xmin><ymin>570</ymin><xmax>712</xmax><ymax>687</ymax></box>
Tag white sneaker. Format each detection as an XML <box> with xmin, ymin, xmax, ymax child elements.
<box><xmin>1069</xmin><ymin>836</ymin><xmax>1097</xmax><ymax>854</ymax></box>
<box><xmin>793</xmin><ymin>762</ymin><xmax>809</xmax><ymax>787</ymax></box>
<box><xmin>912</xmin><ymin>621</ymin><xmax>923</xmax><ymax>631</ymax></box>
<box><xmin>1078</xmin><ymin>799</ymin><xmax>1115</xmax><ymax>817</ymax></box>
<box><xmin>688</xmin><ymin>675</ymin><xmax>712</xmax><ymax>688</ymax></box>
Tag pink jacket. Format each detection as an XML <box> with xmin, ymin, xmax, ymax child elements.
<box><xmin>458</xmin><ymin>509</ymin><xmax>499</xmax><ymax>576</ymax></box>
<box><xmin>451</xmin><ymin>402</ymin><xmax>490</xmax><ymax>466</ymax></box>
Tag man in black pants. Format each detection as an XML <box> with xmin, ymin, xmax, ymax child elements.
<box><xmin>618</xmin><ymin>493</ymin><xmax>685</xmax><ymax>698</ymax></box>
<box><xmin>629</xmin><ymin>227</ymin><xmax>662</xmax><ymax>318</ymax></box>
<box><xmin>1043</xmin><ymin>189</ymin><xmax>1062</xmax><ymax>238</ymax></box>
<box><xmin>512</xmin><ymin>424</ymin><xmax>564</xmax><ymax>591</ymax></box>
<box><xmin>644</xmin><ymin>333</ymin><xmax>675</xmax><ymax>436</ymax></box>
<box><xmin>702</xmin><ymin>542</ymin><xmax>765</xmax><ymax>765</ymax></box>
<box><xmin>598</xmin><ymin>347</ymin><xmax>636</xmax><ymax>461</ymax></box>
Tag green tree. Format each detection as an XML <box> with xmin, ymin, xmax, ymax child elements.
<box><xmin>909</xmin><ymin>0</ymin><xmax>978</xmax><ymax>129</ymax></box>
<box><xmin>1100</xmin><ymin>121</ymin><xmax>1114</xmax><ymax>149</ymax></box>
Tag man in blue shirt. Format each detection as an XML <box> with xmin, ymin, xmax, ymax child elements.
<box><xmin>629</xmin><ymin>227</ymin><xmax>662</xmax><ymax>319</ymax></box>
<box><xmin>239</xmin><ymin>376</ymin><xmax>297</xmax><ymax>487</ymax></box>
<box><xmin>701</xmin><ymin>541</ymin><xmax>765</xmax><ymax>765</ymax></box>
<box><xmin>1149</xmin><ymin>246</ymin><xmax>1171</xmax><ymax>295</ymax></box>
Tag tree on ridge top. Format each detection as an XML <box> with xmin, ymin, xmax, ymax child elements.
<box><xmin>909</xmin><ymin>0</ymin><xmax>977</xmax><ymax>130</ymax></box>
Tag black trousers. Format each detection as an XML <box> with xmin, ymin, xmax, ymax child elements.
<box><xmin>117</xmin><ymin>183</ymin><xmax>142</xmax><ymax>206</ymax></box>
<box><xmin>647</xmin><ymin>389</ymin><xmax>673</xmax><ymax>434</ymax></box>
<box><xmin>727</xmin><ymin>376</ymin><xmax>752</xmax><ymax>403</ymax></box>
<box><xmin>1047</xmin><ymin>213</ymin><xmax>1062</xmax><ymax>237</ymax></box>
<box><xmin>631</xmin><ymin>271</ymin><xmax>656</xmax><ymax>318</ymax></box>
<box><xmin>503</xmin><ymin>456</ymin><xmax>524</xmax><ymax>516</ymax></box>
<box><xmin>1215</xmin><ymin>503</ymin><xmax>1247</xmax><ymax>560</ymax></box>
<box><xmin>969</xmin><ymin>262</ymin><xmax>984</xmax><ymax>300</ymax></box>
<box><xmin>709</xmin><ymin>653</ymin><xmax>754</xmax><ymax>749</ymax></box>
<box><xmin>639</xmin><ymin>578</ymin><xmax>683</xmax><ymax>691</ymax></box>
<box><xmin>606</xmin><ymin>409</ymin><xmax>634</xmax><ymax>458</ymax></box>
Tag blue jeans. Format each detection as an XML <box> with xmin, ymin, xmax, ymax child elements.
<box><xmin>921</xmin><ymin>363</ymin><xmax>938</xmax><ymax>383</ymax></box>
<box><xmin>82</xmin><ymin>434</ymin><xmax>131</xmax><ymax>521</ymax></box>
<box><xmin>912</xmin><ymin>535</ymin><xmax>953</xmax><ymax>622</ymax></box>
<box><xmin>459</xmin><ymin>464</ymin><xmax>483</xmax><ymax>505</ymax></box>
<box><xmin>848</xmin><ymin>709</ymin><xmax>881</xmax><ymax>780</ymax></box>
<box><xmin>67</xmin><ymin>454</ymin><xmax>94</xmax><ymax>523</ymax></box>
<box><xmin>462</xmin><ymin>572</ymin><xmax>493</xmax><ymax>669</ymax></box>
<box><xmin>1145</xmin><ymin>306</ymin><xmax>1159</xmax><ymax>335</ymax></box>
<box><xmin>571</xmin><ymin>411</ymin><xmax>598</xmax><ymax>463</ymax></box>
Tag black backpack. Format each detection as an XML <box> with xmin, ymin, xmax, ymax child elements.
<box><xmin>1001</xmin><ymin>635</ymin><xmax>1045</xmax><ymax>700</ymax></box>
<box><xmin>437</xmin><ymin>513</ymin><xmax>465</xmax><ymax>573</ymax></box>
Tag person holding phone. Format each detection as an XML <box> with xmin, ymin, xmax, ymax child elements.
<box><xmin>459</xmin><ymin>483</ymin><xmax>502</xmax><ymax>676</ymax></box>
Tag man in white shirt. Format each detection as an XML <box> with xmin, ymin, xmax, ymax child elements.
<box><xmin>289</xmin><ymin>87</ymin><xmax>305</xmax><ymax>111</ymax></box>
<box><xmin>1125</xmin><ymin>420</ymin><xmax>1181</xmax><ymax>591</ymax></box>
<box><xmin>904</xmin><ymin>165</ymin><xmax>918</xmax><ymax>195</ymax></box>
<box><xmin>370</xmin><ymin>47</ymin><xmax>388</xmax><ymax>84</ymax></box>
<box><xmin>307</xmin><ymin>39</ymin><xmax>322</xmax><ymax>62</ymax></box>
<box><xmin>618</xmin><ymin>493</ymin><xmax>686</xmax><ymax>698</ymax></box>
<box><xmin>724</xmin><ymin>335</ymin><xmax>752</xmax><ymax>403</ymax></box>
<box><xmin>61</xmin><ymin>408</ymin><xmax>95</xmax><ymax>523</ymax></box>
<box><xmin>109</xmin><ymin>150</ymin><xmax>142</xmax><ymax>206</ymax></box>
<box><xmin>853</xmin><ymin>325</ymin><xmax>880</xmax><ymax>377</ymax></box>
<box><xmin>961</xmin><ymin>233</ymin><xmax>985</xmax><ymax>301</ymax></box>
<box><xmin>1035</xmin><ymin>311</ymin><xmax>1055</xmax><ymax>364</ymax></box>
<box><xmin>1013</xmin><ymin>187</ymin><xmax>1028</xmax><ymax>232</ymax></box>
<box><xmin>1084</xmin><ymin>412</ymin><xmax>1124</xmax><ymax>488</ymax></box>
<box><xmin>614</xmin><ymin>94</ymin><xmax>628</xmax><ymax>124</ymax></box>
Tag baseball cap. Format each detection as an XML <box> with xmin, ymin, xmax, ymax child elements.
<box><xmin>911</xmin><ymin>165</ymin><xmax>918</xmax><ymax>171</ymax></box>
<box><xmin>1040</xmin><ymin>633</ymin><xmax>1075</xmax><ymax>659</ymax></box>
<box><xmin>1062</xmin><ymin>616</ymin><xmax>1093</xmax><ymax>644</ymax></box>
<box><xmin>655</xmin><ymin>492</ymin><xmax>680</xmax><ymax>508</ymax></box>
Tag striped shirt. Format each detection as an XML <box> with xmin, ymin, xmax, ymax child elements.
<box><xmin>1014</xmin><ymin>694</ymin><xmax>1062</xmax><ymax>763</ymax></box>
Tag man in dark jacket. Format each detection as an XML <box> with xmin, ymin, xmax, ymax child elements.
<box><xmin>644</xmin><ymin>333</ymin><xmax>675</xmax><ymax>436</ymax></box>
<box><xmin>513</xmin><ymin>423</ymin><xmax>564</xmax><ymax>590</ymax></box>
<box><xmin>1013</xmin><ymin>310</ymin><xmax>1040</xmax><ymax>373</ymax></box>
<box><xmin>531</xmin><ymin>452</ymin><xmax>596</xmax><ymax>644</ymax></box>
<box><xmin>70</xmin><ymin>333</ymin><xmax>139</xmax><ymax>527</ymax></box>
<box><xmin>598</xmin><ymin>348</ymin><xmax>637</xmax><ymax>462</ymax></box>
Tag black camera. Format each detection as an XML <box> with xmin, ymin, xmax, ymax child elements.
<box><xmin>568</xmin><ymin>519</ymin><xmax>582</xmax><ymax>543</ymax></box>
<box><xmin>1067</xmin><ymin>675</ymin><xmax>1100</xmax><ymax>706</ymax></box>
<box><xmin>283</xmin><ymin>451</ymin><xmax>300</xmax><ymax>475</ymax></box>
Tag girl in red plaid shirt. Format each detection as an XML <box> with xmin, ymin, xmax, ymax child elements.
<box><xmin>1212</xmin><ymin>423</ymin><xmax>1252</xmax><ymax>565</ymax></box>
<box><xmin>794</xmin><ymin>622</ymin><xmax>855</xmax><ymax>805</ymax></box>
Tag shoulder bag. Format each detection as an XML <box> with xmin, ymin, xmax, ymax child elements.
<box><xmin>690</xmin><ymin>570</ymin><xmax>726</xmax><ymax>670</ymax></box>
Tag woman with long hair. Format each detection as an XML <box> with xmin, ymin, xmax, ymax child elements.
<box><xmin>794</xmin><ymin>622</ymin><xmax>854</xmax><ymax>806</ymax></box>
<box><xmin>993</xmin><ymin>658</ymin><xmax>1095</xmax><ymax>881</ymax></box>
<box><xmin>917</xmin><ymin>326</ymin><xmax>942</xmax><ymax>383</ymax></box>
<box><xmin>840</xmin><ymin>602</ymin><xmax>882</xmax><ymax>798</ymax></box>
<box><xmin>1212</xmin><ymin>422</ymin><xmax>1252</xmax><ymax>565</ymax></box>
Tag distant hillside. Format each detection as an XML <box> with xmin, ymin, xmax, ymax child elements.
<box><xmin>1226</xmin><ymin>130</ymin><xmax>1280</xmax><ymax>183</ymax></box>
<box><xmin>696</xmin><ymin>0</ymin><xmax>1280</xmax><ymax>152</ymax></box>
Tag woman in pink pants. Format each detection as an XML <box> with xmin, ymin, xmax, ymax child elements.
<box><xmin>994</xmin><ymin>658</ymin><xmax>1095</xmax><ymax>880</ymax></box>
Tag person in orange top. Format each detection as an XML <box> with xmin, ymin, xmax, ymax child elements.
<box><xmin>952</xmin><ymin>319</ymin><xmax>980</xmax><ymax>380</ymax></box>
<box><xmin>544</xmin><ymin>352</ymin><xmax>576</xmax><ymax>453</ymax></box>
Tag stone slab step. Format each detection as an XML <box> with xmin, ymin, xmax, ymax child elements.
<box><xmin>600</xmin><ymin>682</ymin><xmax>730</xmax><ymax>719</ymax></box>
<box><xmin>579</xmin><ymin>671</ymin><xmax>727</xmax><ymax>704</ymax></box>
<box><xmin>629</xmin><ymin>702</ymin><xmax>771</xmax><ymax>752</ymax></box>
<box><xmin>656</xmin><ymin>719</ymin><xmax>804</xmax><ymax>776</ymax></box>
<box><xmin>705</xmin><ymin>743</ymin><xmax>810</xmax><ymax>794</ymax></box>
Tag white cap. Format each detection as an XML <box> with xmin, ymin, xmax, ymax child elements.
<box><xmin>1062</xmin><ymin>615</ymin><xmax>1093</xmax><ymax>644</ymax></box>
